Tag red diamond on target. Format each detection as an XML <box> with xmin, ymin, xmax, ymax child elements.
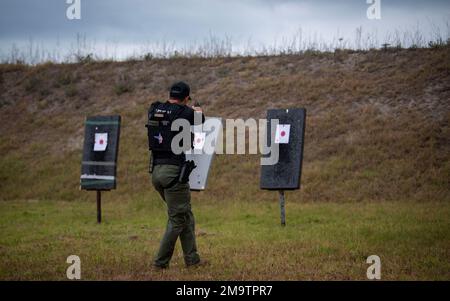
<box><xmin>193</xmin><ymin>132</ymin><xmax>206</xmax><ymax>150</ymax></box>
<box><xmin>275</xmin><ymin>124</ymin><xmax>290</xmax><ymax>144</ymax></box>
<box><xmin>94</xmin><ymin>133</ymin><xmax>108</xmax><ymax>151</ymax></box>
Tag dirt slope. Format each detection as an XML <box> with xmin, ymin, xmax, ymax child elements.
<box><xmin>0</xmin><ymin>47</ymin><xmax>449</xmax><ymax>202</ymax></box>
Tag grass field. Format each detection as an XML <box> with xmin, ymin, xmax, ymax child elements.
<box><xmin>0</xmin><ymin>47</ymin><xmax>449</xmax><ymax>280</ymax></box>
<box><xmin>1</xmin><ymin>197</ymin><xmax>449</xmax><ymax>280</ymax></box>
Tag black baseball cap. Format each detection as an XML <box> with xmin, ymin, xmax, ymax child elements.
<box><xmin>169</xmin><ymin>81</ymin><xmax>191</xmax><ymax>100</ymax></box>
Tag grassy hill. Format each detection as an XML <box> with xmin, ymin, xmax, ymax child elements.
<box><xmin>0</xmin><ymin>47</ymin><xmax>449</xmax><ymax>280</ymax></box>
<box><xmin>0</xmin><ymin>46</ymin><xmax>449</xmax><ymax>203</ymax></box>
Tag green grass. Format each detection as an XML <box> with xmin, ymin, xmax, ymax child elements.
<box><xmin>0</xmin><ymin>46</ymin><xmax>449</xmax><ymax>281</ymax></box>
<box><xmin>1</xmin><ymin>198</ymin><xmax>449</xmax><ymax>280</ymax></box>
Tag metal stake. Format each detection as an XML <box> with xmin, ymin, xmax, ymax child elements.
<box><xmin>96</xmin><ymin>190</ymin><xmax>102</xmax><ymax>223</ymax></box>
<box><xmin>279</xmin><ymin>190</ymin><xmax>286</xmax><ymax>226</ymax></box>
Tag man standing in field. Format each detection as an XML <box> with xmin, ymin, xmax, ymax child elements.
<box><xmin>147</xmin><ymin>81</ymin><xmax>206</xmax><ymax>269</ymax></box>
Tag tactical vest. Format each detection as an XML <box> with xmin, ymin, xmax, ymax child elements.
<box><xmin>146</xmin><ymin>101</ymin><xmax>187</xmax><ymax>152</ymax></box>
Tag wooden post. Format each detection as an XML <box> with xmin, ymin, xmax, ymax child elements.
<box><xmin>96</xmin><ymin>190</ymin><xmax>102</xmax><ymax>223</ymax></box>
<box><xmin>279</xmin><ymin>190</ymin><xmax>286</xmax><ymax>227</ymax></box>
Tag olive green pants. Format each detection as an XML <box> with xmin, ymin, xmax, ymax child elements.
<box><xmin>151</xmin><ymin>164</ymin><xmax>200</xmax><ymax>267</ymax></box>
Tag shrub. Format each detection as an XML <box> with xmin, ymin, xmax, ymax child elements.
<box><xmin>114</xmin><ymin>74</ymin><xmax>134</xmax><ymax>96</ymax></box>
<box><xmin>57</xmin><ymin>73</ymin><xmax>74</xmax><ymax>86</ymax></box>
<box><xmin>24</xmin><ymin>76</ymin><xmax>41</xmax><ymax>92</ymax></box>
<box><xmin>75</xmin><ymin>53</ymin><xmax>94</xmax><ymax>64</ymax></box>
<box><xmin>65</xmin><ymin>84</ymin><xmax>78</xmax><ymax>97</ymax></box>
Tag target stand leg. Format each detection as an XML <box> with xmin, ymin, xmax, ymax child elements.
<box><xmin>279</xmin><ymin>190</ymin><xmax>286</xmax><ymax>227</ymax></box>
<box><xmin>96</xmin><ymin>190</ymin><xmax>102</xmax><ymax>224</ymax></box>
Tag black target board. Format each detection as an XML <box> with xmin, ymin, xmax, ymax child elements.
<box><xmin>80</xmin><ymin>115</ymin><xmax>121</xmax><ymax>191</ymax></box>
<box><xmin>260</xmin><ymin>108</ymin><xmax>306</xmax><ymax>190</ymax></box>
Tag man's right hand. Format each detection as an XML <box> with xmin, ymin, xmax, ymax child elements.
<box><xmin>192</xmin><ymin>105</ymin><xmax>203</xmax><ymax>113</ymax></box>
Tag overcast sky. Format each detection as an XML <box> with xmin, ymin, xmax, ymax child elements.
<box><xmin>0</xmin><ymin>0</ymin><xmax>449</xmax><ymax>61</ymax></box>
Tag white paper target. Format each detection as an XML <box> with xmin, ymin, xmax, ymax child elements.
<box><xmin>274</xmin><ymin>124</ymin><xmax>290</xmax><ymax>144</ymax></box>
<box><xmin>193</xmin><ymin>132</ymin><xmax>206</xmax><ymax>150</ymax></box>
<box><xmin>94</xmin><ymin>133</ymin><xmax>108</xmax><ymax>151</ymax></box>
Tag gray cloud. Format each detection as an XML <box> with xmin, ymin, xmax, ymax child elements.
<box><xmin>0</xmin><ymin>0</ymin><xmax>449</xmax><ymax>60</ymax></box>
